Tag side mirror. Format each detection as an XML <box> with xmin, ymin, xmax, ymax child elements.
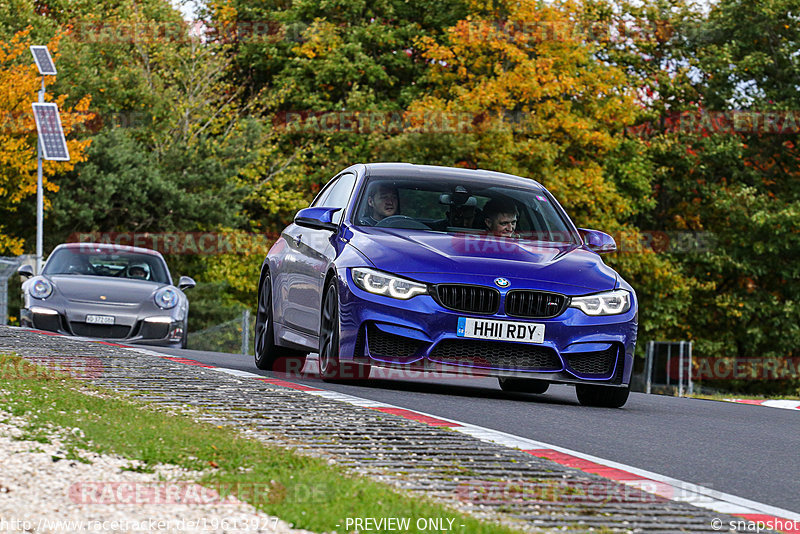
<box><xmin>178</xmin><ymin>276</ymin><xmax>196</xmax><ymax>290</ymax></box>
<box><xmin>17</xmin><ymin>264</ymin><xmax>34</xmax><ymax>279</ymax></box>
<box><xmin>294</xmin><ymin>207</ymin><xmax>341</xmax><ymax>232</ymax></box>
<box><xmin>579</xmin><ymin>228</ymin><xmax>617</xmax><ymax>254</ymax></box>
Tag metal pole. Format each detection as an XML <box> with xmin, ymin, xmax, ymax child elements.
<box><xmin>36</xmin><ymin>77</ymin><xmax>44</xmax><ymax>274</ymax></box>
<box><xmin>688</xmin><ymin>341</ymin><xmax>694</xmax><ymax>395</ymax></box>
<box><xmin>0</xmin><ymin>276</ymin><xmax>7</xmax><ymax>325</ymax></box>
<box><xmin>678</xmin><ymin>341</ymin><xmax>685</xmax><ymax>397</ymax></box>
<box><xmin>241</xmin><ymin>309</ymin><xmax>250</xmax><ymax>356</ymax></box>
<box><xmin>645</xmin><ymin>341</ymin><xmax>654</xmax><ymax>394</ymax></box>
<box><xmin>666</xmin><ymin>344</ymin><xmax>672</xmax><ymax>387</ymax></box>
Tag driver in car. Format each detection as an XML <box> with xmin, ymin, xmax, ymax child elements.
<box><xmin>361</xmin><ymin>184</ymin><xmax>399</xmax><ymax>225</ymax></box>
<box><xmin>128</xmin><ymin>264</ymin><xmax>150</xmax><ymax>280</ymax></box>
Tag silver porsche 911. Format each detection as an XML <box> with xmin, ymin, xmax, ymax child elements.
<box><xmin>18</xmin><ymin>243</ymin><xmax>195</xmax><ymax>348</ymax></box>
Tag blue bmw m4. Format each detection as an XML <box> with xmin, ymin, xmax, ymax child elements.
<box><xmin>256</xmin><ymin>163</ymin><xmax>638</xmax><ymax>407</ymax></box>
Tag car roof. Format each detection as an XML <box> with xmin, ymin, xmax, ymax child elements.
<box><xmin>55</xmin><ymin>242</ymin><xmax>164</xmax><ymax>257</ymax></box>
<box><xmin>362</xmin><ymin>163</ymin><xmax>545</xmax><ymax>189</ymax></box>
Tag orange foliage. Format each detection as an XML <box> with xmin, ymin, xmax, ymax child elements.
<box><xmin>0</xmin><ymin>28</ymin><xmax>94</xmax><ymax>254</ymax></box>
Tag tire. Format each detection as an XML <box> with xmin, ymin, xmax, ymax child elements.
<box><xmin>575</xmin><ymin>384</ymin><xmax>630</xmax><ymax>408</ymax></box>
<box><xmin>498</xmin><ymin>377</ymin><xmax>549</xmax><ymax>394</ymax></box>
<box><xmin>180</xmin><ymin>316</ymin><xmax>188</xmax><ymax>349</ymax></box>
<box><xmin>254</xmin><ymin>272</ymin><xmax>307</xmax><ymax>374</ymax></box>
<box><xmin>318</xmin><ymin>280</ymin><xmax>370</xmax><ymax>382</ymax></box>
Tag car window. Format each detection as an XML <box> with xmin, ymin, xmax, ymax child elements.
<box><xmin>317</xmin><ymin>173</ymin><xmax>356</xmax><ymax>224</ymax></box>
<box><xmin>310</xmin><ymin>180</ymin><xmax>336</xmax><ymax>208</ymax></box>
<box><xmin>354</xmin><ymin>176</ymin><xmax>578</xmax><ymax>244</ymax></box>
<box><xmin>43</xmin><ymin>248</ymin><xmax>172</xmax><ymax>284</ymax></box>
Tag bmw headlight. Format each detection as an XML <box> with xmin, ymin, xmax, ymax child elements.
<box><xmin>352</xmin><ymin>268</ymin><xmax>428</xmax><ymax>300</ymax></box>
<box><xmin>569</xmin><ymin>289</ymin><xmax>631</xmax><ymax>316</ymax></box>
<box><xmin>30</xmin><ymin>278</ymin><xmax>53</xmax><ymax>299</ymax></box>
<box><xmin>154</xmin><ymin>287</ymin><xmax>179</xmax><ymax>309</ymax></box>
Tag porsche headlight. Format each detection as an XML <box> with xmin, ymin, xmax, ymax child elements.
<box><xmin>569</xmin><ymin>289</ymin><xmax>631</xmax><ymax>316</ymax></box>
<box><xmin>154</xmin><ymin>287</ymin><xmax>179</xmax><ymax>309</ymax></box>
<box><xmin>30</xmin><ymin>278</ymin><xmax>53</xmax><ymax>299</ymax></box>
<box><xmin>352</xmin><ymin>268</ymin><xmax>428</xmax><ymax>300</ymax></box>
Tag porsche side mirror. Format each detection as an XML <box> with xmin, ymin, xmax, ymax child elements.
<box><xmin>178</xmin><ymin>276</ymin><xmax>196</xmax><ymax>290</ymax></box>
<box><xmin>579</xmin><ymin>228</ymin><xmax>617</xmax><ymax>254</ymax></box>
<box><xmin>17</xmin><ymin>264</ymin><xmax>34</xmax><ymax>279</ymax></box>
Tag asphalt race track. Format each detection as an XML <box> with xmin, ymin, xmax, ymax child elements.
<box><xmin>153</xmin><ymin>346</ymin><xmax>799</xmax><ymax>515</ymax></box>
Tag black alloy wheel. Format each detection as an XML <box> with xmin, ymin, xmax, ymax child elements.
<box><xmin>255</xmin><ymin>272</ymin><xmax>307</xmax><ymax>373</ymax></box>
<box><xmin>575</xmin><ymin>384</ymin><xmax>630</xmax><ymax>408</ymax></box>
<box><xmin>319</xmin><ymin>280</ymin><xmax>370</xmax><ymax>382</ymax></box>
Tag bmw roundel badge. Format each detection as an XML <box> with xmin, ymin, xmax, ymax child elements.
<box><xmin>494</xmin><ymin>277</ymin><xmax>510</xmax><ymax>288</ymax></box>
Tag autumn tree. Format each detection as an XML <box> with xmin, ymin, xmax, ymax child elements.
<box><xmin>377</xmin><ymin>0</ymin><xmax>691</xmax><ymax>345</ymax></box>
<box><xmin>204</xmin><ymin>0</ymin><xmax>469</xmax><ymax>231</ymax></box>
<box><xmin>0</xmin><ymin>28</ymin><xmax>92</xmax><ymax>254</ymax></box>
<box><xmin>588</xmin><ymin>0</ymin><xmax>800</xmax><ymax>393</ymax></box>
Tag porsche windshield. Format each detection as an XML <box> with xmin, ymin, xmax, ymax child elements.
<box><xmin>353</xmin><ymin>177</ymin><xmax>579</xmax><ymax>244</ymax></box>
<box><xmin>43</xmin><ymin>248</ymin><xmax>171</xmax><ymax>284</ymax></box>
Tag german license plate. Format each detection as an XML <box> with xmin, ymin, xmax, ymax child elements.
<box><xmin>86</xmin><ymin>314</ymin><xmax>115</xmax><ymax>325</ymax></box>
<box><xmin>457</xmin><ymin>317</ymin><xmax>544</xmax><ymax>343</ymax></box>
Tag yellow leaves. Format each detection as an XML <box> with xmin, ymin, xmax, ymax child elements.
<box><xmin>292</xmin><ymin>19</ymin><xmax>342</xmax><ymax>61</ymax></box>
<box><xmin>0</xmin><ymin>29</ymin><xmax>94</xmax><ymax>254</ymax></box>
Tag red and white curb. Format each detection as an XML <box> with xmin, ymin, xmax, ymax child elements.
<box><xmin>17</xmin><ymin>331</ymin><xmax>800</xmax><ymax>533</ymax></box>
<box><xmin>138</xmin><ymin>353</ymin><xmax>800</xmax><ymax>533</ymax></box>
<box><xmin>724</xmin><ymin>399</ymin><xmax>800</xmax><ymax>411</ymax></box>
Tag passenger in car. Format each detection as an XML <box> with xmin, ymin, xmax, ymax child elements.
<box><xmin>361</xmin><ymin>184</ymin><xmax>399</xmax><ymax>225</ymax></box>
<box><xmin>483</xmin><ymin>199</ymin><xmax>519</xmax><ymax>237</ymax></box>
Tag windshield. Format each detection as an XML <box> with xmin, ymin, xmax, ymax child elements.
<box><xmin>353</xmin><ymin>176</ymin><xmax>579</xmax><ymax>244</ymax></box>
<box><xmin>43</xmin><ymin>248</ymin><xmax>171</xmax><ymax>284</ymax></box>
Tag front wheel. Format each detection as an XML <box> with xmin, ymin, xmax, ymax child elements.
<box><xmin>254</xmin><ymin>272</ymin><xmax>307</xmax><ymax>374</ymax></box>
<box><xmin>319</xmin><ymin>281</ymin><xmax>370</xmax><ymax>382</ymax></box>
<box><xmin>575</xmin><ymin>384</ymin><xmax>630</xmax><ymax>408</ymax></box>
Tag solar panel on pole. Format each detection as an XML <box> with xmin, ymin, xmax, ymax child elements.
<box><xmin>30</xmin><ymin>46</ymin><xmax>57</xmax><ymax>75</ymax></box>
<box><xmin>31</xmin><ymin>103</ymin><xmax>70</xmax><ymax>161</ymax></box>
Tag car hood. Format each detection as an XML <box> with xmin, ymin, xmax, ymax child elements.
<box><xmin>348</xmin><ymin>228</ymin><xmax>618</xmax><ymax>293</ymax></box>
<box><xmin>49</xmin><ymin>275</ymin><xmax>164</xmax><ymax>304</ymax></box>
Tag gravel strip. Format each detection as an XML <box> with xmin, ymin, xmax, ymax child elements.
<box><xmin>0</xmin><ymin>409</ymin><xmax>316</xmax><ymax>533</ymax></box>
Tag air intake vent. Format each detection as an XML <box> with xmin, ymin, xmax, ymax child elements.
<box><xmin>435</xmin><ymin>285</ymin><xmax>499</xmax><ymax>314</ymax></box>
<box><xmin>70</xmin><ymin>322</ymin><xmax>131</xmax><ymax>339</ymax></box>
<box><xmin>429</xmin><ymin>339</ymin><xmax>562</xmax><ymax>371</ymax></box>
<box><xmin>566</xmin><ymin>346</ymin><xmax>619</xmax><ymax>377</ymax></box>
<box><xmin>367</xmin><ymin>324</ymin><xmax>428</xmax><ymax>359</ymax></box>
<box><xmin>505</xmin><ymin>290</ymin><xmax>568</xmax><ymax>318</ymax></box>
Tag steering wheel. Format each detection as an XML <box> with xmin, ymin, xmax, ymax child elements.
<box><xmin>375</xmin><ymin>215</ymin><xmax>431</xmax><ymax>229</ymax></box>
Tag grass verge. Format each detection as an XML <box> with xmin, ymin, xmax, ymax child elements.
<box><xmin>0</xmin><ymin>353</ymin><xmax>522</xmax><ymax>534</ymax></box>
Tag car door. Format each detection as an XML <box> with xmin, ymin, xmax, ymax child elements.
<box><xmin>282</xmin><ymin>173</ymin><xmax>356</xmax><ymax>335</ymax></box>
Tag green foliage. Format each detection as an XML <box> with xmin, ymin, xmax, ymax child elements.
<box><xmin>47</xmin><ymin>128</ymin><xmax>246</xmax><ymax>242</ymax></box>
<box><xmin>0</xmin><ymin>0</ymin><xmax>797</xmax><ymax>396</ymax></box>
